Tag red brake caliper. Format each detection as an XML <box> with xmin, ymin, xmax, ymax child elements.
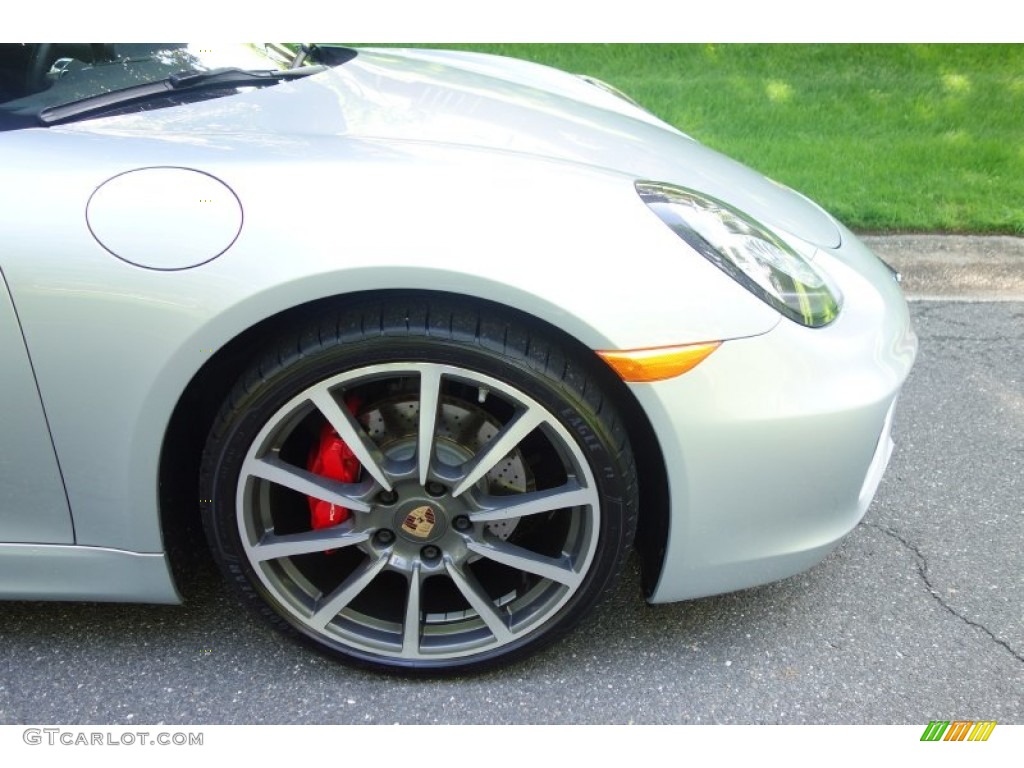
<box><xmin>306</xmin><ymin>397</ymin><xmax>362</xmax><ymax>532</ymax></box>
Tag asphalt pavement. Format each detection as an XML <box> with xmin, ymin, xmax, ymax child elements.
<box><xmin>0</xmin><ymin>235</ymin><xmax>1021</xmax><ymax>725</ymax></box>
<box><xmin>863</xmin><ymin>234</ymin><xmax>1024</xmax><ymax>300</ymax></box>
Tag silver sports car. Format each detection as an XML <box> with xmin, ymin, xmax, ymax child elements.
<box><xmin>0</xmin><ymin>43</ymin><xmax>916</xmax><ymax>672</ymax></box>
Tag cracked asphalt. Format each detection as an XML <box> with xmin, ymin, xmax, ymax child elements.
<box><xmin>1</xmin><ymin>300</ymin><xmax>1021</xmax><ymax>725</ymax></box>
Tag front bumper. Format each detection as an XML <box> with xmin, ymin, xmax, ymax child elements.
<box><xmin>641</xmin><ymin>229</ymin><xmax>917</xmax><ymax>603</ymax></box>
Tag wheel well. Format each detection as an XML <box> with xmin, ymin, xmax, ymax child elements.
<box><xmin>158</xmin><ymin>290</ymin><xmax>670</xmax><ymax>599</ymax></box>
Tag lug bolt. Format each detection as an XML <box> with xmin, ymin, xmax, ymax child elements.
<box><xmin>421</xmin><ymin>545</ymin><xmax>441</xmax><ymax>561</ymax></box>
<box><xmin>425</xmin><ymin>482</ymin><xmax>447</xmax><ymax>497</ymax></box>
<box><xmin>375</xmin><ymin>529</ymin><xmax>395</xmax><ymax>545</ymax></box>
<box><xmin>376</xmin><ymin>490</ymin><xmax>398</xmax><ymax>505</ymax></box>
<box><xmin>453</xmin><ymin>515</ymin><xmax>472</xmax><ymax>532</ymax></box>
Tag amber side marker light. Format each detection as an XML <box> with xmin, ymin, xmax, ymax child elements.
<box><xmin>597</xmin><ymin>342</ymin><xmax>721</xmax><ymax>383</ymax></box>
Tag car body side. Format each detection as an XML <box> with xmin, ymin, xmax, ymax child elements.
<box><xmin>0</xmin><ymin>47</ymin><xmax>916</xmax><ymax>607</ymax></box>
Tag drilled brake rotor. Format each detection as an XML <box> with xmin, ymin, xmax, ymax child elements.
<box><xmin>361</xmin><ymin>395</ymin><xmax>532</xmax><ymax>541</ymax></box>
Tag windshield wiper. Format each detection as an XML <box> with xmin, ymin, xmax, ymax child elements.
<box><xmin>38</xmin><ymin>65</ymin><xmax>326</xmax><ymax>125</ymax></box>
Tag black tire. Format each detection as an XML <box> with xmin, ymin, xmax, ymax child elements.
<box><xmin>200</xmin><ymin>297</ymin><xmax>637</xmax><ymax>673</ymax></box>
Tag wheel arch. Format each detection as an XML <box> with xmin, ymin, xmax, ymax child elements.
<box><xmin>157</xmin><ymin>289</ymin><xmax>670</xmax><ymax>600</ymax></box>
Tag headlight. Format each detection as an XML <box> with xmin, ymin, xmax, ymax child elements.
<box><xmin>636</xmin><ymin>181</ymin><xmax>841</xmax><ymax>327</ymax></box>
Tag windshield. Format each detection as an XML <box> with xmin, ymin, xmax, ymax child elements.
<box><xmin>0</xmin><ymin>43</ymin><xmax>314</xmax><ymax>130</ymax></box>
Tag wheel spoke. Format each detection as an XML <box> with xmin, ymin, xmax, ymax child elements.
<box><xmin>309</xmin><ymin>387</ymin><xmax>393</xmax><ymax>491</ymax></box>
<box><xmin>417</xmin><ymin>366</ymin><xmax>443</xmax><ymax>486</ymax></box>
<box><xmin>244</xmin><ymin>455</ymin><xmax>371</xmax><ymax>512</ymax></box>
<box><xmin>469</xmin><ymin>480</ymin><xmax>595</xmax><ymax>523</ymax></box>
<box><xmin>466</xmin><ymin>539</ymin><xmax>582</xmax><ymax>588</ymax></box>
<box><xmin>402</xmin><ymin>563</ymin><xmax>422</xmax><ymax>657</ymax></box>
<box><xmin>250</xmin><ymin>526</ymin><xmax>370</xmax><ymax>562</ymax></box>
<box><xmin>444</xmin><ymin>560</ymin><xmax>514</xmax><ymax>643</ymax></box>
<box><xmin>451</xmin><ymin>407</ymin><xmax>546</xmax><ymax>497</ymax></box>
<box><xmin>310</xmin><ymin>553</ymin><xmax>389</xmax><ymax>630</ymax></box>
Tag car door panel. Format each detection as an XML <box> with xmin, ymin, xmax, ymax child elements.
<box><xmin>0</xmin><ymin>269</ymin><xmax>73</xmax><ymax>543</ymax></box>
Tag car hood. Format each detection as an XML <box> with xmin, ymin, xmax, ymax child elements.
<box><xmin>71</xmin><ymin>46</ymin><xmax>843</xmax><ymax>249</ymax></box>
<box><xmin>323</xmin><ymin>48</ymin><xmax>840</xmax><ymax>249</ymax></box>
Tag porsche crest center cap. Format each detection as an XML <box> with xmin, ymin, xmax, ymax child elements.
<box><xmin>402</xmin><ymin>505</ymin><xmax>437</xmax><ymax>539</ymax></box>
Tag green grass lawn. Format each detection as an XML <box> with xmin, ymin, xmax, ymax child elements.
<box><xmin>357</xmin><ymin>44</ymin><xmax>1024</xmax><ymax>235</ymax></box>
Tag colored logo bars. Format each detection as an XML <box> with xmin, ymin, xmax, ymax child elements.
<box><xmin>920</xmin><ymin>721</ymin><xmax>997</xmax><ymax>742</ymax></box>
